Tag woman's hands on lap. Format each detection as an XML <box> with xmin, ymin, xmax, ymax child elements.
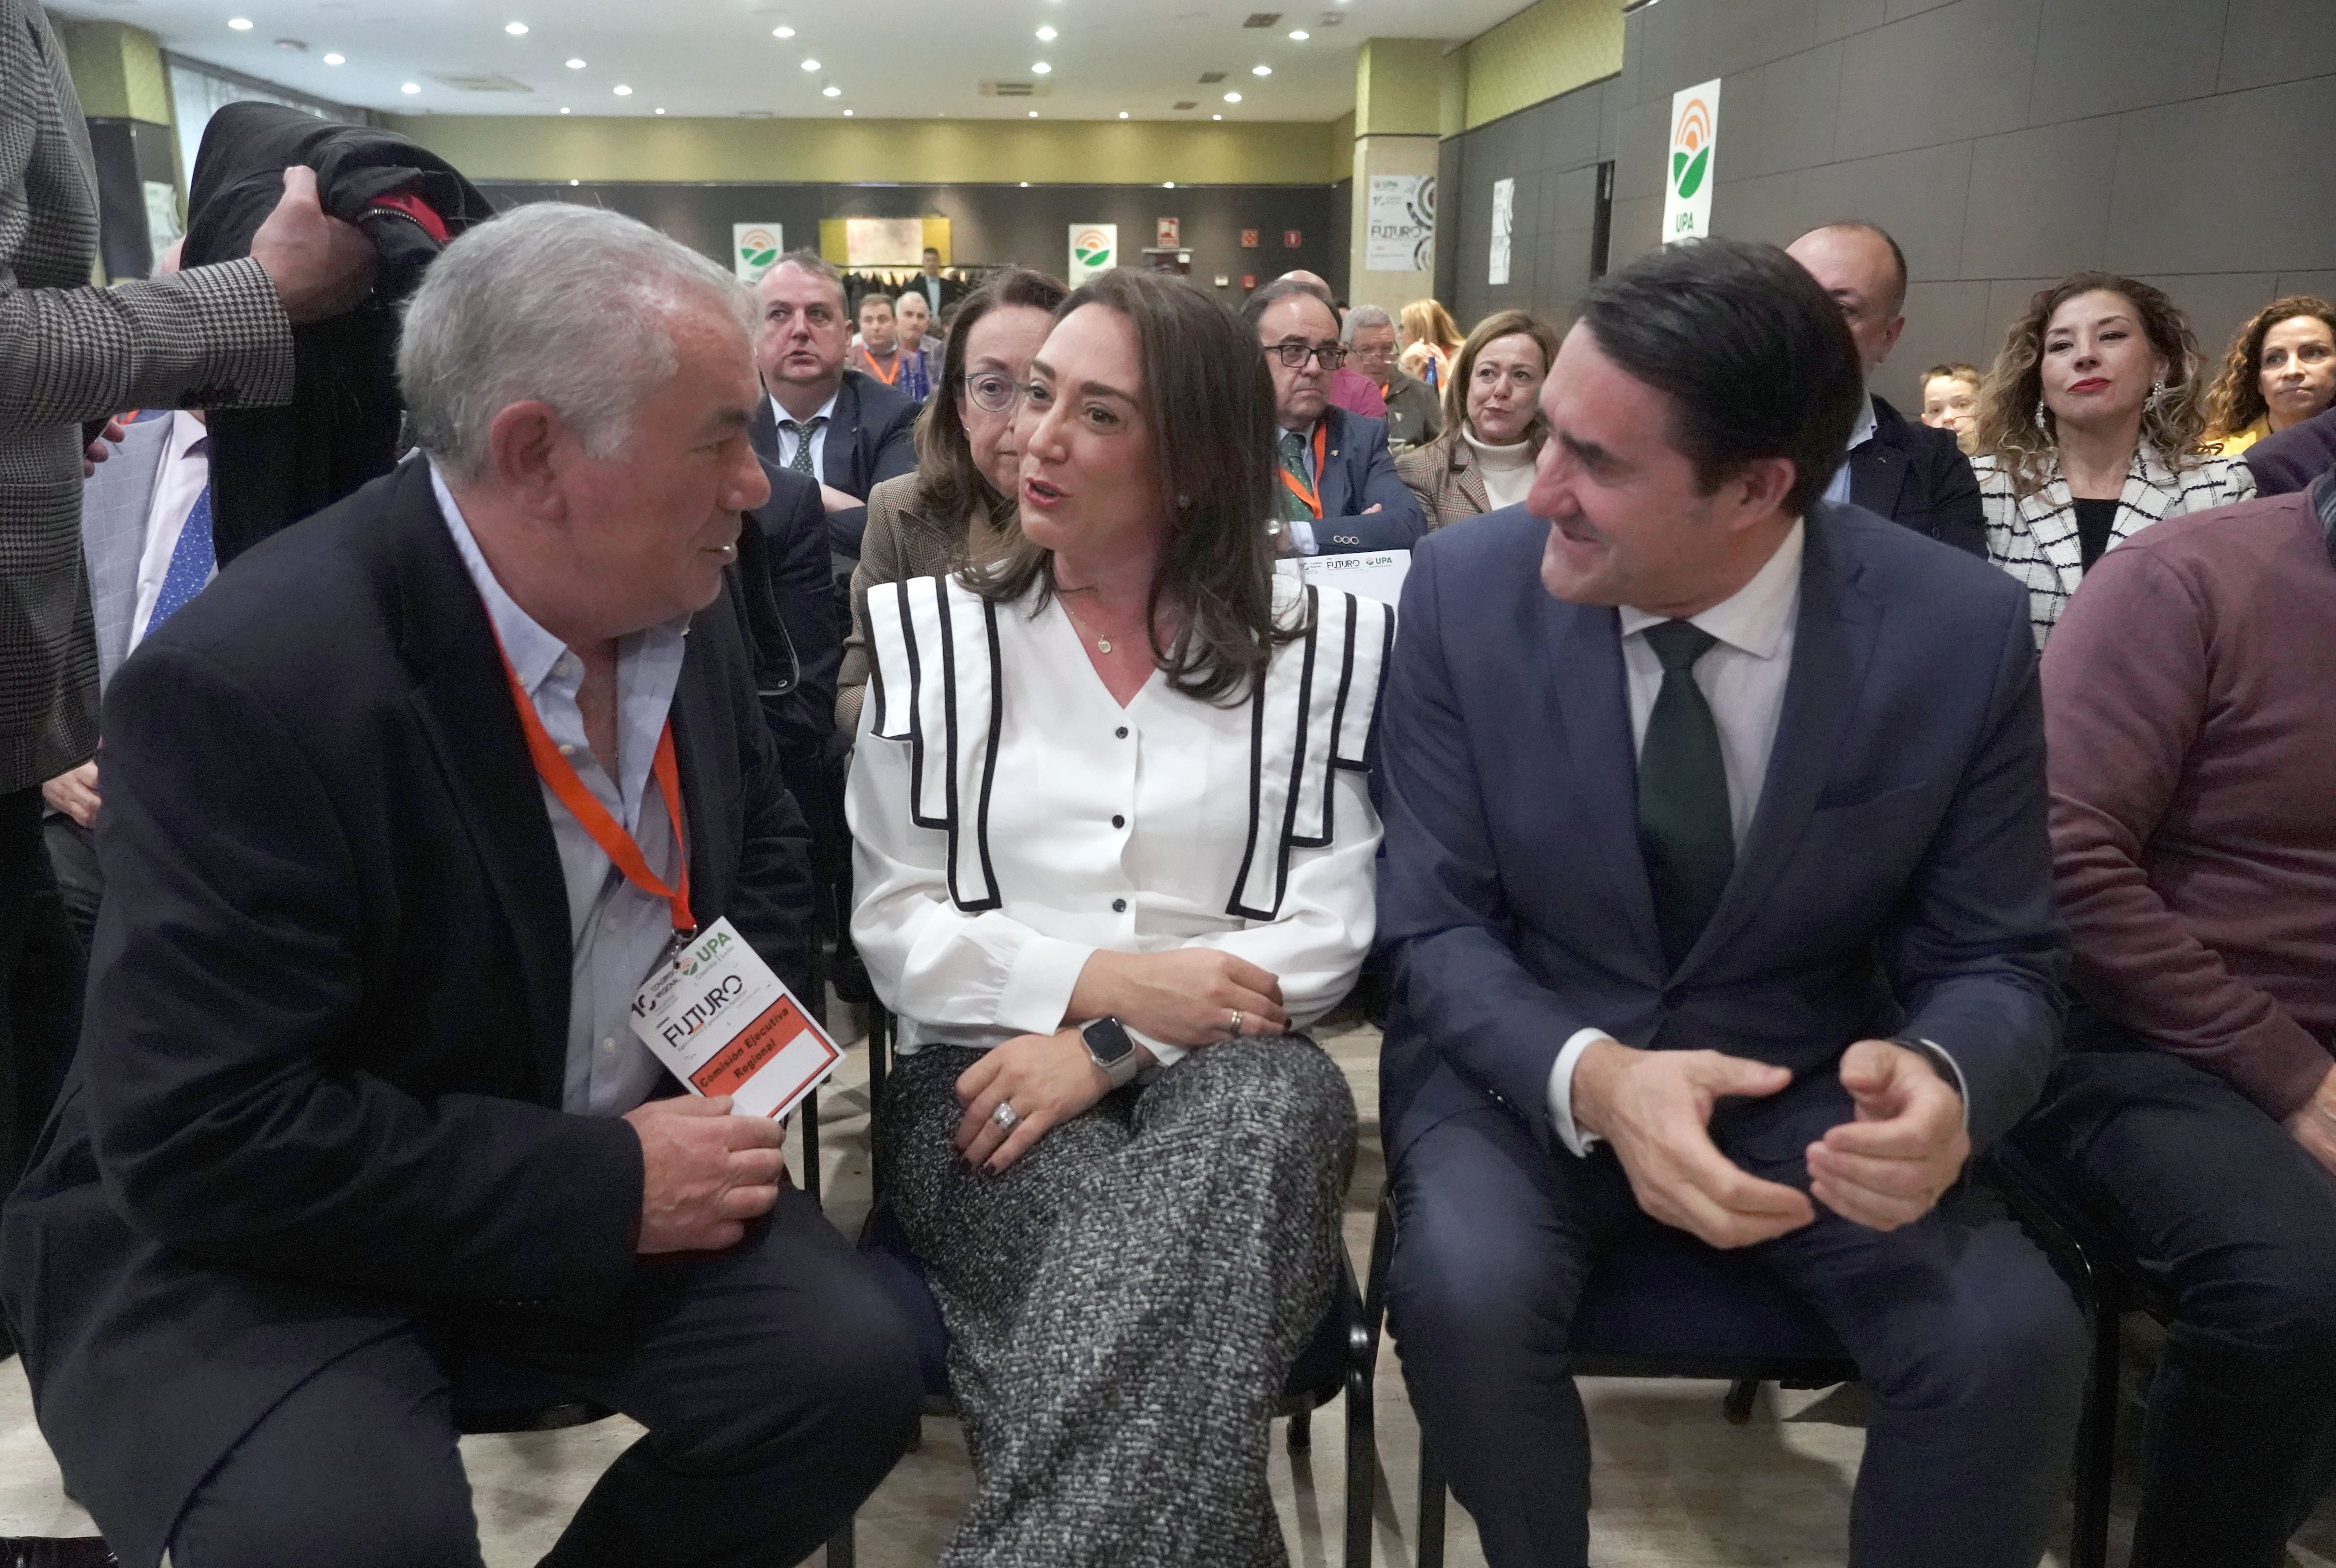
<box><xmin>1069</xmin><ymin>949</ymin><xmax>1288</xmax><ymax>1047</ymax></box>
<box><xmin>956</xmin><ymin>1028</ymin><xmax>1140</xmax><ymax>1174</ymax></box>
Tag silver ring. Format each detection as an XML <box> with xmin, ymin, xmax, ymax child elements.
<box><xmin>1228</xmin><ymin>1009</ymin><xmax>1245</xmax><ymax>1037</ymax></box>
<box><xmin>990</xmin><ymin>1102</ymin><xmax>1022</xmax><ymax>1133</ymax></box>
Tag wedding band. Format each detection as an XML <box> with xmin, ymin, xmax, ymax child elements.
<box><xmin>1228</xmin><ymin>1009</ymin><xmax>1245</xmax><ymax>1036</ymax></box>
<box><xmin>990</xmin><ymin>1102</ymin><xmax>1022</xmax><ymax>1133</ymax></box>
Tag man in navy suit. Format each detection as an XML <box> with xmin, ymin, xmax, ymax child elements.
<box><xmin>748</xmin><ymin>250</ymin><xmax>919</xmax><ymax>559</ymax></box>
<box><xmin>1375</xmin><ymin>239</ymin><xmax>2086</xmax><ymax>1568</ymax></box>
<box><xmin>1242</xmin><ymin>278</ymin><xmax>1423</xmax><ymax>556</ymax></box>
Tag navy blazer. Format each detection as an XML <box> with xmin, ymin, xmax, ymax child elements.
<box><xmin>1305</xmin><ymin>405</ymin><xmax>1427</xmax><ymax>555</ymax></box>
<box><xmin>0</xmin><ymin>457</ymin><xmax>814</xmax><ymax>1568</ymax></box>
<box><xmin>1375</xmin><ymin>502</ymin><xmax>2065</xmax><ymax>1164</ymax></box>
<box><xmin>750</xmin><ymin>368</ymin><xmax>920</xmax><ymax>558</ymax></box>
<box><xmin>1848</xmin><ymin>394</ymin><xmax>1987</xmax><ymax>558</ymax></box>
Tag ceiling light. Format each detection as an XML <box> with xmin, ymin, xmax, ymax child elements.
<box><xmin>565</xmin><ymin>57</ymin><xmax>585</xmax><ymax>68</ymax></box>
<box><xmin>1253</xmin><ymin>64</ymin><xmax>1271</xmax><ymax>75</ymax></box>
<box><xmin>1223</xmin><ymin>91</ymin><xmax>1241</xmax><ymax>101</ymax></box>
<box><xmin>569</xmin><ymin>178</ymin><xmax>579</xmax><ymax>186</ymax></box>
<box><xmin>843</xmin><ymin>108</ymin><xmax>853</xmax><ymax>115</ymax></box>
<box><xmin>613</xmin><ymin>83</ymin><xmax>632</xmax><ymax>95</ymax></box>
<box><xmin>321</xmin><ymin>51</ymin><xmax>344</xmax><ymax>64</ymax></box>
<box><xmin>654</xmin><ymin>106</ymin><xmax>665</xmax><ymax>114</ymax></box>
<box><xmin>400</xmin><ymin>81</ymin><xmax>420</xmax><ymax>93</ymax></box>
<box><xmin>1212</xmin><ymin>113</ymin><xmax>1223</xmax><ymax>120</ymax></box>
<box><xmin>1035</xmin><ymin>25</ymin><xmax>1056</xmax><ymax>40</ymax></box>
<box><xmin>1163</xmin><ymin>180</ymin><xmax>1175</xmax><ymax>189</ymax></box>
<box><xmin>1019</xmin><ymin>181</ymin><xmax>1029</xmax><ymax>187</ymax></box>
<box><xmin>504</xmin><ymin>21</ymin><xmax>527</xmax><ymax>35</ymax></box>
<box><xmin>1288</xmin><ymin>28</ymin><xmax>1308</xmax><ymax>39</ymax></box>
<box><xmin>1031</xmin><ymin>61</ymin><xmax>1051</xmax><ymax>74</ymax></box>
<box><xmin>772</xmin><ymin>25</ymin><xmax>794</xmax><ymax>37</ymax></box>
<box><xmin>227</xmin><ymin>15</ymin><xmax>252</xmax><ymax>28</ymax></box>
<box><xmin>1028</xmin><ymin>110</ymin><xmax>1039</xmax><ymax>117</ymax></box>
<box><xmin>559</xmin><ymin>106</ymin><xmax>570</xmax><ymax>113</ymax></box>
<box><xmin>799</xmin><ymin>57</ymin><xmax>819</xmax><ymax>71</ymax></box>
<box><xmin>822</xmin><ymin>84</ymin><xmax>840</xmax><ymax>97</ymax></box>
<box><xmin>1118</xmin><ymin>110</ymin><xmax>1128</xmax><ymax>118</ymax></box>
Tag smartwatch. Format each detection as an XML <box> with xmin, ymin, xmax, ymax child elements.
<box><xmin>1081</xmin><ymin>1016</ymin><xmax>1146</xmax><ymax>1090</ymax></box>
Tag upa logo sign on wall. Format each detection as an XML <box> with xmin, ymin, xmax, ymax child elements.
<box><xmin>1069</xmin><ymin>223</ymin><xmax>1117</xmax><ymax>284</ymax></box>
<box><xmin>731</xmin><ymin>224</ymin><xmax>783</xmax><ymax>283</ymax></box>
<box><xmin>1663</xmin><ymin>79</ymin><xmax>1722</xmax><ymax>243</ymax></box>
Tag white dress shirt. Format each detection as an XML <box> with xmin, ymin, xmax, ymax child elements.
<box><xmin>127</xmin><ymin>411</ymin><xmax>214</xmax><ymax>649</ymax></box>
<box><xmin>1821</xmin><ymin>393</ymin><xmax>1881</xmax><ymax>508</ymax></box>
<box><xmin>770</xmin><ymin>385</ymin><xmax>840</xmax><ymax>478</ymax></box>
<box><xmin>848</xmin><ymin>579</ymin><xmax>1384</xmax><ymax>1067</ymax></box>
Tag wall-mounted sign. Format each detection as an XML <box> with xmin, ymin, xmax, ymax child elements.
<box><xmin>1241</xmin><ymin>273</ymin><xmax>1256</xmax><ymax>290</ymax></box>
<box><xmin>1283</xmin><ymin>228</ymin><xmax>1303</xmax><ymax>249</ymax></box>
<box><xmin>1488</xmin><ymin>178</ymin><xmax>1515</xmax><ymax>286</ymax></box>
<box><xmin>1366</xmin><ymin>174</ymin><xmax>1434</xmax><ymax>272</ymax></box>
<box><xmin>1240</xmin><ymin>228</ymin><xmax>1260</xmax><ymax>249</ymax></box>
<box><xmin>1157</xmin><ymin>217</ymin><xmax>1181</xmax><ymax>247</ymax></box>
<box><xmin>1214</xmin><ymin>274</ymin><xmax>1231</xmax><ymax>288</ymax></box>
<box><xmin>843</xmin><ymin>217</ymin><xmax>924</xmax><ymax>267</ymax></box>
<box><xmin>732</xmin><ymin>223</ymin><xmax>783</xmax><ymax>283</ymax></box>
<box><xmin>1663</xmin><ymin>78</ymin><xmax>1722</xmax><ymax>243</ymax></box>
<box><xmin>1069</xmin><ymin>223</ymin><xmax>1118</xmax><ymax>284</ymax></box>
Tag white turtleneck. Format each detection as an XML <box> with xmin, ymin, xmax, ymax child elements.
<box><xmin>1464</xmin><ymin>430</ymin><xmax>1537</xmax><ymax>511</ymax></box>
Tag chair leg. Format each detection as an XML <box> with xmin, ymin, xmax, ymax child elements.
<box><xmin>1723</xmin><ymin>1378</ymin><xmax>1760</xmax><ymax>1425</ymax></box>
<box><xmin>2068</xmin><ymin>1303</ymin><xmax>2122</xmax><ymax>1568</ymax></box>
<box><xmin>1417</xmin><ymin>1439</ymin><xmax>1446</xmax><ymax>1568</ymax></box>
<box><xmin>1288</xmin><ymin>1406</ymin><xmax>1313</xmax><ymax>1452</ymax></box>
<box><xmin>825</xmin><ymin>1520</ymin><xmax>855</xmax><ymax>1567</ymax></box>
<box><xmin>1344</xmin><ymin>1354</ymin><xmax>1375</xmax><ymax>1568</ymax></box>
<box><xmin>799</xmin><ymin>1087</ymin><xmax>823</xmax><ymax>1210</ymax></box>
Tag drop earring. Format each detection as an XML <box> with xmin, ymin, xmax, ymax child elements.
<box><xmin>2034</xmin><ymin>398</ymin><xmax>2049</xmax><ymax>431</ymax></box>
<box><xmin>2145</xmin><ymin>378</ymin><xmax>2168</xmax><ymax>411</ymax></box>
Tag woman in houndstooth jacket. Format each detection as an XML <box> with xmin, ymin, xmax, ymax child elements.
<box><xmin>1968</xmin><ymin>271</ymin><xmax>2253</xmax><ymax>646</ymax></box>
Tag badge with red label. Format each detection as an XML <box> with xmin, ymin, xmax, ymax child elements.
<box><xmin>630</xmin><ymin>919</ymin><xmax>841</xmax><ymax>1119</ymax></box>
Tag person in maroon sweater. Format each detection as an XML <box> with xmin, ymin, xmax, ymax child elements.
<box><xmin>2011</xmin><ymin>469</ymin><xmax>2336</xmax><ymax>1568</ymax></box>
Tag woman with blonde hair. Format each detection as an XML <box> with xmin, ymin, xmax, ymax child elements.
<box><xmin>1970</xmin><ymin>271</ymin><xmax>2253</xmax><ymax>644</ymax></box>
<box><xmin>2201</xmin><ymin>296</ymin><xmax>2336</xmax><ymax>456</ymax></box>
<box><xmin>1396</xmin><ymin>297</ymin><xmax>1463</xmax><ymax>394</ymax></box>
<box><xmin>1395</xmin><ymin>308</ymin><xmax>1560</xmax><ymax>530</ymax></box>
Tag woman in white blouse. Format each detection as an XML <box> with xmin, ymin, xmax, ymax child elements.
<box><xmin>1968</xmin><ymin>271</ymin><xmax>2253</xmax><ymax>645</ymax></box>
<box><xmin>847</xmin><ymin>267</ymin><xmax>1389</xmax><ymax>1566</ymax></box>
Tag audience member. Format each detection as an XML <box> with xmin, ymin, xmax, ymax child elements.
<box><xmin>1375</xmin><ymin>237</ymin><xmax>2084</xmax><ymax>1568</ymax></box>
<box><xmin>750</xmin><ymin>250</ymin><xmax>920</xmax><ymax>557</ymax></box>
<box><xmin>890</xmin><ymin>287</ymin><xmax>942</xmax><ymax>402</ymax></box>
<box><xmin>1920</xmin><ymin>361</ymin><xmax>1982</xmax><ymax>451</ymax></box>
<box><xmin>1395</xmin><ymin>309</ymin><xmax>1558</xmax><ymax>531</ymax></box>
<box><xmin>1242</xmin><ymin>278</ymin><xmax>1424</xmax><ymax>556</ymax></box>
<box><xmin>848</xmin><ymin>267</ymin><xmax>1381</xmax><ymax>1564</ymax></box>
<box><xmin>839</xmin><ymin>267</ymin><xmax>1068</xmax><ymax>733</ymax></box>
<box><xmin>1274</xmin><ymin>271</ymin><xmax>1385</xmax><ymax>419</ymax></box>
<box><xmin>2247</xmin><ymin>400</ymin><xmax>2336</xmax><ymax>496</ymax></box>
<box><xmin>1345</xmin><ymin>304</ymin><xmax>1442</xmax><ymax>449</ymax></box>
<box><xmin>1398</xmin><ymin>297</ymin><xmax>1463</xmax><ymax>393</ymax></box>
<box><xmin>2012</xmin><ymin>468</ymin><xmax>2336</xmax><ymax>1568</ymax></box>
<box><xmin>2203</xmin><ymin>295</ymin><xmax>2336</xmax><ymax>456</ymax></box>
<box><xmin>848</xmin><ymin>291</ymin><xmax>910</xmax><ymax>390</ymax></box>
<box><xmin>904</xmin><ymin>245</ymin><xmax>962</xmax><ymax>316</ymax></box>
<box><xmin>1971</xmin><ymin>272</ymin><xmax>2255</xmax><ymax>644</ymax></box>
<box><xmin>1786</xmin><ymin>222</ymin><xmax>1986</xmax><ymax>556</ymax></box>
<box><xmin>0</xmin><ymin>203</ymin><xmax>921</xmax><ymax>1568</ymax></box>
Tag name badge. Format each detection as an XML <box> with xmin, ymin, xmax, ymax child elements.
<box><xmin>630</xmin><ymin>917</ymin><xmax>841</xmax><ymax>1119</ymax></box>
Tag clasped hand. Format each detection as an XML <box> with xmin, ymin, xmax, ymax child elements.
<box><xmin>1573</xmin><ymin>1036</ymin><xmax>1967</xmax><ymax>1249</ymax></box>
<box><xmin>624</xmin><ymin>1096</ymin><xmax>787</xmax><ymax>1254</ymax></box>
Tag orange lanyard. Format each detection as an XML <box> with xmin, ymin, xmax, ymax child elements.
<box><xmin>1276</xmin><ymin>421</ymin><xmax>1329</xmax><ymax>519</ymax></box>
<box><xmin>496</xmin><ymin>641</ymin><xmax>694</xmax><ymax>935</ymax></box>
<box><xmin>862</xmin><ymin>348</ymin><xmax>901</xmax><ymax>386</ymax></box>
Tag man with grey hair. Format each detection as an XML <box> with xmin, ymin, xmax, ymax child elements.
<box><xmin>0</xmin><ymin>201</ymin><xmax>921</xmax><ymax>1568</ymax></box>
<box><xmin>1346</xmin><ymin>303</ymin><xmax>1442</xmax><ymax>450</ymax></box>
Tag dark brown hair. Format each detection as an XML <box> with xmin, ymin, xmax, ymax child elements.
<box><xmin>910</xmin><ymin>267</ymin><xmax>1070</xmax><ymax>536</ymax></box>
<box><xmin>963</xmin><ymin>268</ymin><xmax>1296</xmax><ymax>706</ymax></box>
<box><xmin>1440</xmin><ymin>307</ymin><xmax>1562</xmax><ymax>444</ymax></box>
<box><xmin>2203</xmin><ymin>295</ymin><xmax>2336</xmax><ymax>442</ymax></box>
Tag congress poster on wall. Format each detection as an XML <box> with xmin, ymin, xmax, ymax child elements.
<box><xmin>1488</xmin><ymin>178</ymin><xmax>1515</xmax><ymax>286</ymax></box>
<box><xmin>1366</xmin><ymin>174</ymin><xmax>1435</xmax><ymax>272</ymax></box>
<box><xmin>1663</xmin><ymin>78</ymin><xmax>1722</xmax><ymax>244</ymax></box>
<box><xmin>1068</xmin><ymin>223</ymin><xmax>1117</xmax><ymax>284</ymax></box>
<box><xmin>732</xmin><ymin>224</ymin><xmax>783</xmax><ymax>283</ymax></box>
<box><xmin>844</xmin><ymin>218</ymin><xmax>926</xmax><ymax>267</ymax></box>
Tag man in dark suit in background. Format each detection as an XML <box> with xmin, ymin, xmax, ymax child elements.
<box><xmin>1243</xmin><ymin>278</ymin><xmax>1424</xmax><ymax>556</ymax></box>
<box><xmin>905</xmin><ymin>245</ymin><xmax>963</xmax><ymax>318</ymax></box>
<box><xmin>749</xmin><ymin>250</ymin><xmax>919</xmax><ymax>559</ymax></box>
<box><xmin>0</xmin><ymin>203</ymin><xmax>919</xmax><ymax>1568</ymax></box>
<box><xmin>1788</xmin><ymin>222</ymin><xmax>1987</xmax><ymax>557</ymax></box>
<box><xmin>1375</xmin><ymin>238</ymin><xmax>2084</xmax><ymax>1568</ymax></box>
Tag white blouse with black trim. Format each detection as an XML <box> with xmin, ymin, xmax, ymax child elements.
<box><xmin>847</xmin><ymin>572</ymin><xmax>1391</xmax><ymax>1066</ymax></box>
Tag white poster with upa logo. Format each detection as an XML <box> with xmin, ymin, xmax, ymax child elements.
<box><xmin>1366</xmin><ymin>175</ymin><xmax>1435</xmax><ymax>272</ymax></box>
<box><xmin>1068</xmin><ymin>223</ymin><xmax>1117</xmax><ymax>284</ymax></box>
<box><xmin>1488</xmin><ymin>177</ymin><xmax>1515</xmax><ymax>286</ymax></box>
<box><xmin>1663</xmin><ymin>78</ymin><xmax>1722</xmax><ymax>244</ymax></box>
<box><xmin>732</xmin><ymin>223</ymin><xmax>783</xmax><ymax>283</ymax></box>
<box><xmin>1276</xmin><ymin>549</ymin><xmax>1411</xmax><ymax>608</ymax></box>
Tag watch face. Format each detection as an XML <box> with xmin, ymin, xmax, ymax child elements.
<box><xmin>1084</xmin><ymin>1018</ymin><xmax>1134</xmax><ymax>1064</ymax></box>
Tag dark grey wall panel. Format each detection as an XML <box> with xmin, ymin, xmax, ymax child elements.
<box><xmin>1816</xmin><ymin>0</ymin><xmax>1890</xmax><ymax>43</ymax></box>
<box><xmin>1724</xmin><ymin>42</ymin><xmax>1845</xmax><ymax>182</ymax></box>
<box><xmin>2217</xmin><ymin>0</ymin><xmax>2336</xmax><ymax>92</ymax></box>
<box><xmin>2103</xmin><ymin>76</ymin><xmax>2336</xmax><ymax>276</ymax></box>
<box><xmin>1833</xmin><ymin>0</ymin><xmax>2042</xmax><ymax>162</ymax></box>
<box><xmin>1439</xmin><ymin>73</ymin><xmax>1622</xmax><ymax>329</ymax></box>
<box><xmin>1958</xmin><ymin>116</ymin><xmax>2121</xmax><ymax>279</ymax></box>
<box><xmin>1795</xmin><ymin>140</ymin><xmax>1974</xmax><ymax>277</ymax></box>
<box><xmin>2031</xmin><ymin>0</ymin><xmax>2226</xmax><ymax>121</ymax></box>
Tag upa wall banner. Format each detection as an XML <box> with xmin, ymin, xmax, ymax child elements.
<box><xmin>1069</xmin><ymin>223</ymin><xmax>1117</xmax><ymax>284</ymax></box>
<box><xmin>1488</xmin><ymin>177</ymin><xmax>1515</xmax><ymax>286</ymax></box>
<box><xmin>732</xmin><ymin>224</ymin><xmax>783</xmax><ymax>283</ymax></box>
<box><xmin>1366</xmin><ymin>174</ymin><xmax>1435</xmax><ymax>272</ymax></box>
<box><xmin>1663</xmin><ymin>79</ymin><xmax>1722</xmax><ymax>243</ymax></box>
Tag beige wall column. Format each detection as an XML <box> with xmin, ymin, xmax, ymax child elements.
<box><xmin>1346</xmin><ymin>37</ymin><xmax>1448</xmax><ymax>316</ymax></box>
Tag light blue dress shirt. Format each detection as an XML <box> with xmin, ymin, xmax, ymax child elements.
<box><xmin>1822</xmin><ymin>393</ymin><xmax>1881</xmax><ymax>508</ymax></box>
<box><xmin>431</xmin><ymin>466</ymin><xmax>693</xmax><ymax>1116</ymax></box>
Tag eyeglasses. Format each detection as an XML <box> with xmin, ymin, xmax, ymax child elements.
<box><xmin>1266</xmin><ymin>340</ymin><xmax>1346</xmax><ymax>370</ymax></box>
<box><xmin>961</xmin><ymin>371</ymin><xmax>1024</xmax><ymax>413</ymax></box>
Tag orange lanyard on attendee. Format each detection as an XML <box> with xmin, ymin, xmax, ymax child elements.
<box><xmin>1276</xmin><ymin>421</ymin><xmax>1329</xmax><ymax>519</ymax></box>
<box><xmin>495</xmin><ymin>641</ymin><xmax>694</xmax><ymax>935</ymax></box>
<box><xmin>863</xmin><ymin>349</ymin><xmax>901</xmax><ymax>386</ymax></box>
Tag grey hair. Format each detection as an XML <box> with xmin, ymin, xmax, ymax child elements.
<box><xmin>1342</xmin><ymin>303</ymin><xmax>1395</xmax><ymax>343</ymax></box>
<box><xmin>398</xmin><ymin>202</ymin><xmax>755</xmax><ymax>483</ymax></box>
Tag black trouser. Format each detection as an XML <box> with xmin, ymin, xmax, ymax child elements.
<box><xmin>2009</xmin><ymin>1026</ymin><xmax>2336</xmax><ymax>1568</ymax></box>
<box><xmin>0</xmin><ymin>788</ymin><xmax>84</xmax><ymax>1197</ymax></box>
<box><xmin>39</xmin><ymin>812</ymin><xmax>99</xmax><ymax>953</ymax></box>
<box><xmin>167</xmin><ymin>1188</ymin><xmax>923</xmax><ymax>1568</ymax></box>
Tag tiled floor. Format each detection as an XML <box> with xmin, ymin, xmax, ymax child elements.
<box><xmin>4</xmin><ymin>1011</ymin><xmax>2334</xmax><ymax>1567</ymax></box>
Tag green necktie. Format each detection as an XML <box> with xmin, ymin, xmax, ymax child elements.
<box><xmin>1638</xmin><ymin>620</ymin><xmax>1733</xmax><ymax>971</ymax></box>
<box><xmin>1277</xmin><ymin>429</ymin><xmax>1316</xmax><ymax>523</ymax></box>
<box><xmin>783</xmin><ymin>415</ymin><xmax>826</xmax><ymax>477</ymax></box>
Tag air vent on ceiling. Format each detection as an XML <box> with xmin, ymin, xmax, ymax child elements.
<box><xmin>979</xmin><ymin>80</ymin><xmax>1055</xmax><ymax>98</ymax></box>
<box><xmin>1172</xmin><ymin>100</ymin><xmax>1199</xmax><ymax>110</ymax></box>
<box><xmin>1241</xmin><ymin>11</ymin><xmax>1283</xmax><ymax>24</ymax></box>
<box><xmin>1197</xmin><ymin>70</ymin><xmax>1227</xmax><ymax>83</ymax></box>
<box><xmin>1316</xmin><ymin>11</ymin><xmax>1344</xmax><ymax>24</ymax></box>
<box><xmin>432</xmin><ymin>72</ymin><xmax>531</xmax><ymax>92</ymax></box>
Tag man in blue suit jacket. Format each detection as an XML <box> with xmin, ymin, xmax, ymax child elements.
<box><xmin>1244</xmin><ymin>279</ymin><xmax>1424</xmax><ymax>556</ymax></box>
<box><xmin>1376</xmin><ymin>240</ymin><xmax>2085</xmax><ymax>1568</ymax></box>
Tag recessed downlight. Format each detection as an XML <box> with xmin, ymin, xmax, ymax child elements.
<box><xmin>321</xmin><ymin>51</ymin><xmax>344</xmax><ymax>64</ymax></box>
<box><xmin>504</xmin><ymin>21</ymin><xmax>528</xmax><ymax>36</ymax></box>
<box><xmin>227</xmin><ymin>16</ymin><xmax>252</xmax><ymax>29</ymax></box>
<box><xmin>772</xmin><ymin>25</ymin><xmax>794</xmax><ymax>37</ymax></box>
<box><xmin>613</xmin><ymin>83</ymin><xmax>633</xmax><ymax>95</ymax></box>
